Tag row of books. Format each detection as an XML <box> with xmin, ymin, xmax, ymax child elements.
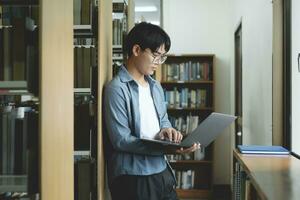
<box><xmin>169</xmin><ymin>115</ymin><xmax>199</xmax><ymax>136</ymax></box>
<box><xmin>0</xmin><ymin>192</ymin><xmax>29</xmax><ymax>199</ymax></box>
<box><xmin>74</xmin><ymin>98</ymin><xmax>94</xmax><ymax>151</ymax></box>
<box><xmin>161</xmin><ymin>62</ymin><xmax>212</xmax><ymax>82</ymax></box>
<box><xmin>164</xmin><ymin>88</ymin><xmax>208</xmax><ymax>109</ymax></box>
<box><xmin>113</xmin><ymin>18</ymin><xmax>126</xmax><ymax>46</ymax></box>
<box><xmin>0</xmin><ymin>6</ymin><xmax>39</xmax><ymax>27</ymax></box>
<box><xmin>74</xmin><ymin>47</ymin><xmax>96</xmax><ymax>88</ymax></box>
<box><xmin>74</xmin><ymin>0</ymin><xmax>92</xmax><ymax>26</ymax></box>
<box><xmin>75</xmin><ymin>158</ymin><xmax>96</xmax><ymax>200</ymax></box>
<box><xmin>169</xmin><ymin>115</ymin><xmax>206</xmax><ymax>161</ymax></box>
<box><xmin>74</xmin><ymin>38</ymin><xmax>96</xmax><ymax>46</ymax></box>
<box><xmin>172</xmin><ymin>170</ymin><xmax>195</xmax><ymax>189</ymax></box>
<box><xmin>0</xmin><ymin>16</ymin><xmax>38</xmax><ymax>82</ymax></box>
<box><xmin>166</xmin><ymin>147</ymin><xmax>205</xmax><ymax>161</ymax></box>
<box><xmin>0</xmin><ymin>106</ymin><xmax>38</xmax><ymax>176</ymax></box>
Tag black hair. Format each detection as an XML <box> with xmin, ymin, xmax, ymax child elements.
<box><xmin>124</xmin><ymin>22</ymin><xmax>171</xmax><ymax>57</ymax></box>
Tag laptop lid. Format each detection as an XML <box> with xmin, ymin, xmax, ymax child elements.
<box><xmin>140</xmin><ymin>112</ymin><xmax>236</xmax><ymax>148</ymax></box>
<box><xmin>180</xmin><ymin>112</ymin><xmax>236</xmax><ymax>147</ymax></box>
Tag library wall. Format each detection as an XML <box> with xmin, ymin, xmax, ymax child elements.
<box><xmin>232</xmin><ymin>0</ymin><xmax>273</xmax><ymax>145</ymax></box>
<box><xmin>162</xmin><ymin>0</ymin><xmax>233</xmax><ymax>184</ymax></box>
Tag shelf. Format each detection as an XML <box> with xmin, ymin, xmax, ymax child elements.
<box><xmin>0</xmin><ymin>81</ymin><xmax>31</xmax><ymax>95</ymax></box>
<box><xmin>112</xmin><ymin>45</ymin><xmax>122</xmax><ymax>49</ymax></box>
<box><xmin>73</xmin><ymin>25</ymin><xmax>94</xmax><ymax>37</ymax></box>
<box><xmin>0</xmin><ymin>81</ymin><xmax>27</xmax><ymax>89</ymax></box>
<box><xmin>112</xmin><ymin>56</ymin><xmax>123</xmax><ymax>60</ymax></box>
<box><xmin>0</xmin><ymin>25</ymin><xmax>13</xmax><ymax>29</ymax></box>
<box><xmin>176</xmin><ymin>189</ymin><xmax>211</xmax><ymax>199</ymax></box>
<box><xmin>0</xmin><ymin>89</ymin><xmax>31</xmax><ymax>96</ymax></box>
<box><xmin>0</xmin><ymin>175</ymin><xmax>27</xmax><ymax>193</ymax></box>
<box><xmin>74</xmin><ymin>151</ymin><xmax>91</xmax><ymax>161</ymax></box>
<box><xmin>169</xmin><ymin>160</ymin><xmax>212</xmax><ymax>164</ymax></box>
<box><xmin>161</xmin><ymin>80</ymin><xmax>213</xmax><ymax>84</ymax></box>
<box><xmin>74</xmin><ymin>88</ymin><xmax>91</xmax><ymax>94</ymax></box>
<box><xmin>167</xmin><ymin>107</ymin><xmax>213</xmax><ymax>111</ymax></box>
<box><xmin>74</xmin><ymin>45</ymin><xmax>95</xmax><ymax>48</ymax></box>
<box><xmin>73</xmin><ymin>25</ymin><xmax>92</xmax><ymax>30</ymax></box>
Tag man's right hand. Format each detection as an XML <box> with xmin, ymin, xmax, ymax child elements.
<box><xmin>157</xmin><ymin>127</ymin><xmax>183</xmax><ymax>143</ymax></box>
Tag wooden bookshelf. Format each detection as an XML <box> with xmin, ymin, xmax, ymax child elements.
<box><xmin>176</xmin><ymin>188</ymin><xmax>211</xmax><ymax>199</ymax></box>
<box><xmin>157</xmin><ymin>54</ymin><xmax>215</xmax><ymax>199</ymax></box>
<box><xmin>0</xmin><ymin>0</ymin><xmax>113</xmax><ymax>200</ymax></box>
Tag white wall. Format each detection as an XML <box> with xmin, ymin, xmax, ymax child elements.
<box><xmin>291</xmin><ymin>0</ymin><xmax>300</xmax><ymax>156</ymax></box>
<box><xmin>232</xmin><ymin>0</ymin><xmax>273</xmax><ymax>146</ymax></box>
<box><xmin>163</xmin><ymin>0</ymin><xmax>274</xmax><ymax>185</ymax></box>
<box><xmin>163</xmin><ymin>0</ymin><xmax>233</xmax><ymax>184</ymax></box>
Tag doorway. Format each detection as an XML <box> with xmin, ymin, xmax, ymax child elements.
<box><xmin>234</xmin><ymin>23</ymin><xmax>243</xmax><ymax>147</ymax></box>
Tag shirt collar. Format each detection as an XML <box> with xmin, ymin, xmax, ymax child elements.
<box><xmin>119</xmin><ymin>65</ymin><xmax>157</xmax><ymax>85</ymax></box>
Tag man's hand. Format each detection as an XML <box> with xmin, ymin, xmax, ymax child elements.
<box><xmin>164</xmin><ymin>143</ymin><xmax>201</xmax><ymax>154</ymax></box>
<box><xmin>175</xmin><ymin>143</ymin><xmax>201</xmax><ymax>154</ymax></box>
<box><xmin>157</xmin><ymin>127</ymin><xmax>183</xmax><ymax>143</ymax></box>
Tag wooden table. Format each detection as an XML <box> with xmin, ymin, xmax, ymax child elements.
<box><xmin>233</xmin><ymin>149</ymin><xmax>300</xmax><ymax>200</ymax></box>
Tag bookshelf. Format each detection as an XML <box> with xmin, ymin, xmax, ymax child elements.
<box><xmin>156</xmin><ymin>54</ymin><xmax>215</xmax><ymax>199</ymax></box>
<box><xmin>73</xmin><ymin>1</ymin><xmax>100</xmax><ymax>199</ymax></box>
<box><xmin>0</xmin><ymin>0</ymin><xmax>130</xmax><ymax>199</ymax></box>
<box><xmin>112</xmin><ymin>0</ymin><xmax>128</xmax><ymax>76</ymax></box>
<box><xmin>0</xmin><ymin>1</ymin><xmax>40</xmax><ymax>199</ymax></box>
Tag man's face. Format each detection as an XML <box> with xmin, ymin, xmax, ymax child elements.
<box><xmin>134</xmin><ymin>44</ymin><xmax>167</xmax><ymax>76</ymax></box>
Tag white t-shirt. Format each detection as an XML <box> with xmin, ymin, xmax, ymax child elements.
<box><xmin>138</xmin><ymin>83</ymin><xmax>160</xmax><ymax>139</ymax></box>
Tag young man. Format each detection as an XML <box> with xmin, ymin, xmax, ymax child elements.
<box><xmin>104</xmin><ymin>22</ymin><xmax>200</xmax><ymax>200</ymax></box>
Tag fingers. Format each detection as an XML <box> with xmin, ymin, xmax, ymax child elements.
<box><xmin>160</xmin><ymin>128</ymin><xmax>182</xmax><ymax>143</ymax></box>
<box><xmin>172</xmin><ymin>128</ymin><xmax>182</xmax><ymax>143</ymax></box>
<box><xmin>175</xmin><ymin>130</ymin><xmax>183</xmax><ymax>143</ymax></box>
<box><xmin>176</xmin><ymin>142</ymin><xmax>201</xmax><ymax>154</ymax></box>
<box><xmin>169</xmin><ymin>129</ymin><xmax>182</xmax><ymax>143</ymax></box>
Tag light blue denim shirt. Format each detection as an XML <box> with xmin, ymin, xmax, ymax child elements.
<box><xmin>104</xmin><ymin>65</ymin><xmax>172</xmax><ymax>186</ymax></box>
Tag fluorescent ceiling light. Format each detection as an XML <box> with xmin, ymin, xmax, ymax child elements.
<box><xmin>135</xmin><ymin>6</ymin><xmax>158</xmax><ymax>12</ymax></box>
<box><xmin>149</xmin><ymin>21</ymin><xmax>160</xmax><ymax>26</ymax></box>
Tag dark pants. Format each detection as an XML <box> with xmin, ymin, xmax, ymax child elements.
<box><xmin>110</xmin><ymin>168</ymin><xmax>178</xmax><ymax>200</ymax></box>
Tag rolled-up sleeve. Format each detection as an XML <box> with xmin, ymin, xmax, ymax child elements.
<box><xmin>104</xmin><ymin>85</ymin><xmax>164</xmax><ymax>156</ymax></box>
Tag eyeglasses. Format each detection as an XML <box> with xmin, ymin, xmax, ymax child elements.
<box><xmin>144</xmin><ymin>50</ymin><xmax>168</xmax><ymax>65</ymax></box>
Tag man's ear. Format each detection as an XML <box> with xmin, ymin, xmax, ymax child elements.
<box><xmin>132</xmin><ymin>44</ymin><xmax>141</xmax><ymax>57</ymax></box>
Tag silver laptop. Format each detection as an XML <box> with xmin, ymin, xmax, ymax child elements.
<box><xmin>140</xmin><ymin>112</ymin><xmax>236</xmax><ymax>148</ymax></box>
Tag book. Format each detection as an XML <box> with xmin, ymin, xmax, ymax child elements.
<box><xmin>3</xmin><ymin>27</ymin><xmax>12</xmax><ymax>80</ymax></box>
<box><xmin>0</xmin><ymin>27</ymin><xmax>3</xmax><ymax>80</ymax></box>
<box><xmin>238</xmin><ymin>145</ymin><xmax>289</xmax><ymax>155</ymax></box>
<box><xmin>81</xmin><ymin>0</ymin><xmax>90</xmax><ymax>25</ymax></box>
<box><xmin>74</xmin><ymin>103</ymin><xmax>91</xmax><ymax>151</ymax></box>
<box><xmin>12</xmin><ymin>15</ymin><xmax>26</xmax><ymax>80</ymax></box>
<box><xmin>82</xmin><ymin>47</ymin><xmax>91</xmax><ymax>88</ymax></box>
<box><xmin>74</xmin><ymin>0</ymin><xmax>81</xmax><ymax>25</ymax></box>
<box><xmin>75</xmin><ymin>159</ymin><xmax>92</xmax><ymax>200</ymax></box>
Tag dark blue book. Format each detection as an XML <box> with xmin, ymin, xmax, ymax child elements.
<box><xmin>238</xmin><ymin>145</ymin><xmax>289</xmax><ymax>155</ymax></box>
